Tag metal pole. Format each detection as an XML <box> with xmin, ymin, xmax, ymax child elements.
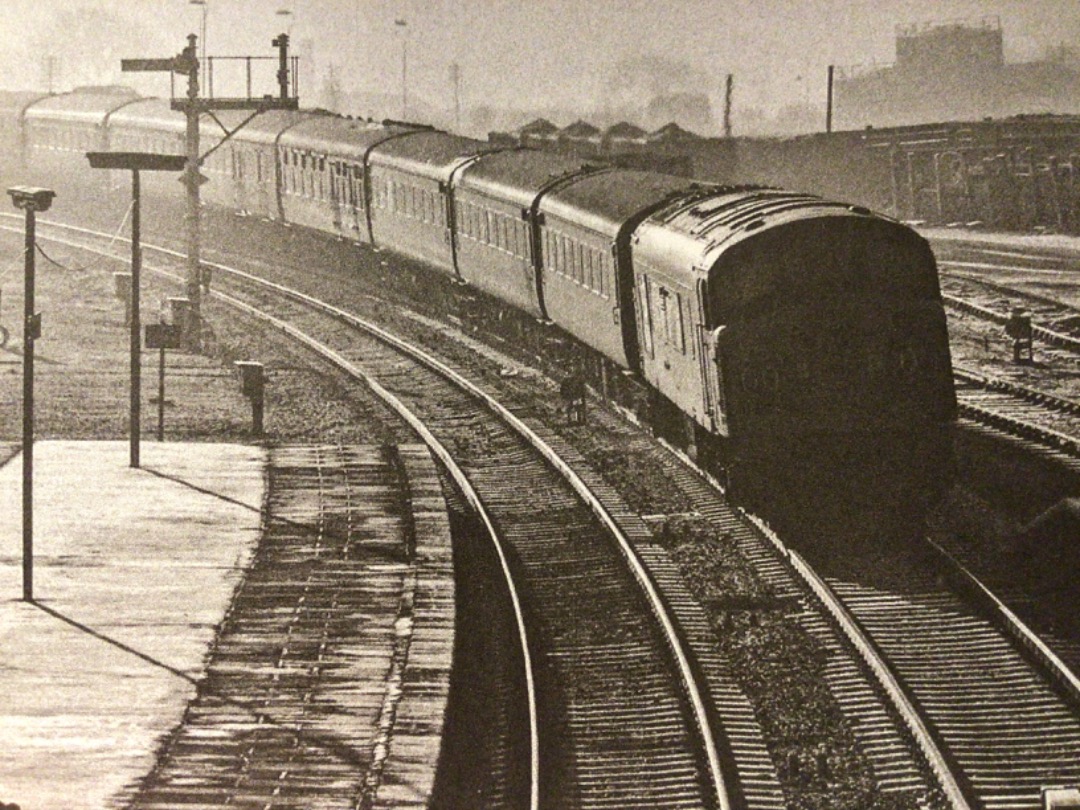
<box><xmin>22</xmin><ymin>206</ymin><xmax>35</xmax><ymax>602</ymax></box>
<box><xmin>130</xmin><ymin>168</ymin><xmax>142</xmax><ymax>468</ymax></box>
<box><xmin>451</xmin><ymin>62</ymin><xmax>460</xmax><ymax>132</ymax></box>
<box><xmin>826</xmin><ymin>65</ymin><xmax>835</xmax><ymax>134</ymax></box>
<box><xmin>277</xmin><ymin>35</ymin><xmax>290</xmax><ymax>100</ymax></box>
<box><xmin>184</xmin><ymin>34</ymin><xmax>203</xmax><ymax>331</ymax></box>
<box><xmin>724</xmin><ymin>74</ymin><xmax>734</xmax><ymax>138</ymax></box>
<box><xmin>158</xmin><ymin>344</ymin><xmax>166</xmax><ymax>441</ymax></box>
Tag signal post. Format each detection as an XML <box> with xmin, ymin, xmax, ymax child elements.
<box><xmin>122</xmin><ymin>34</ymin><xmax>299</xmax><ymax>341</ymax></box>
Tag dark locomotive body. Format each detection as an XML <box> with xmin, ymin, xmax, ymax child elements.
<box><xmin>1</xmin><ymin>88</ymin><xmax>958</xmax><ymax>543</ymax></box>
<box><xmin>634</xmin><ymin>197</ymin><xmax>956</xmax><ymax>539</ymax></box>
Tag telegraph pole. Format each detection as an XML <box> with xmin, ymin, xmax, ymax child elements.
<box><xmin>724</xmin><ymin>74</ymin><xmax>734</xmax><ymax>138</ymax></box>
<box><xmin>826</xmin><ymin>65</ymin><xmax>835</xmax><ymax>133</ymax></box>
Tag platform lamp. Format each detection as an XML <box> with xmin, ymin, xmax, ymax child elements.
<box><xmin>86</xmin><ymin>152</ymin><xmax>187</xmax><ymax>469</ymax></box>
<box><xmin>7</xmin><ymin>185</ymin><xmax>55</xmax><ymax>602</ymax></box>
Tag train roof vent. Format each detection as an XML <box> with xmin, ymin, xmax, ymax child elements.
<box><xmin>848</xmin><ymin>205</ymin><xmax>872</xmax><ymax>216</ymax></box>
<box><xmin>380</xmin><ymin>119</ymin><xmax>438</xmax><ymax>131</ymax></box>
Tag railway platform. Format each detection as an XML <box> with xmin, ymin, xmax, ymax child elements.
<box><xmin>0</xmin><ymin>440</ymin><xmax>454</xmax><ymax>810</ymax></box>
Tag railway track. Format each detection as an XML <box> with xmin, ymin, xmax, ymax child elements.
<box><xmin>928</xmin><ymin>248</ymin><xmax>1080</xmax><ymax>461</ymax></box>
<box><xmin>826</xmin><ymin>543</ymin><xmax>1080</xmax><ymax>810</ymax></box>
<box><xmin>14</xmin><ymin>217</ymin><xmax>1080</xmax><ymax>809</ymax></box>
<box><xmin>953</xmin><ymin>366</ymin><xmax>1080</xmax><ymax>460</ymax></box>
<box><xmin>940</xmin><ymin>272</ymin><xmax>1080</xmax><ymax>355</ymax></box>
<box><xmin>6</xmin><ymin>218</ymin><xmax>780</xmax><ymax>810</ymax></box>
<box><xmin>590</xmin><ymin>407</ymin><xmax>1080</xmax><ymax>810</ymax></box>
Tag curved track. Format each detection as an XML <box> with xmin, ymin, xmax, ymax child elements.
<box><xmin>10</xmin><ymin>218</ymin><xmax>756</xmax><ymax>810</ymax></box>
<box><xmin>18</xmin><ymin>217</ymin><xmax>1080</xmax><ymax>810</ymax></box>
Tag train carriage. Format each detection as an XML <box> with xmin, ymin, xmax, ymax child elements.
<box><xmin>0</xmin><ymin>86</ymin><xmax>958</xmax><ymax>544</ymax></box>
<box><xmin>105</xmin><ymin>98</ymin><xmax>187</xmax><ymax>195</ymax></box>
<box><xmin>634</xmin><ymin>189</ymin><xmax>956</xmax><ymax>531</ymax></box>
<box><xmin>23</xmin><ymin>87</ymin><xmax>145</xmax><ymax>177</ymax></box>
<box><xmin>453</xmin><ymin>148</ymin><xmax>594</xmax><ymax>318</ymax></box>
<box><xmin>537</xmin><ymin>170</ymin><xmax>698</xmax><ymax>369</ymax></box>
<box><xmin>223</xmin><ymin>110</ymin><xmax>304</xmax><ymax>220</ymax></box>
<box><xmin>276</xmin><ymin>116</ymin><xmax>415</xmax><ymax>239</ymax></box>
<box><xmin>367</xmin><ymin>130</ymin><xmax>499</xmax><ymax>274</ymax></box>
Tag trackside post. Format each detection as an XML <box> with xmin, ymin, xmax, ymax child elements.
<box><xmin>7</xmin><ymin>185</ymin><xmax>55</xmax><ymax>602</ymax></box>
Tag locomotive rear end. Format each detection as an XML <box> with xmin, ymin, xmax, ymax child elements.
<box><xmin>716</xmin><ymin>212</ymin><xmax>956</xmax><ymax>543</ymax></box>
<box><xmin>634</xmin><ymin>190</ymin><xmax>956</xmax><ymax>545</ymax></box>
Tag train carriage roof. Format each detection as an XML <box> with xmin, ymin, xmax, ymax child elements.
<box><xmin>368</xmin><ymin>130</ymin><xmax>500</xmax><ymax>182</ymax></box>
<box><xmin>221</xmin><ymin>109</ymin><xmax>309</xmax><ymax>145</ymax></box>
<box><xmin>278</xmin><ymin>115</ymin><xmax>413</xmax><ymax>159</ymax></box>
<box><xmin>634</xmin><ymin>187</ymin><xmax>903</xmax><ymax>289</ymax></box>
<box><xmin>456</xmin><ymin>148</ymin><xmax>596</xmax><ymax>208</ymax></box>
<box><xmin>539</xmin><ymin>170</ymin><xmax>699</xmax><ymax>236</ymax></box>
<box><xmin>24</xmin><ymin>88</ymin><xmax>144</xmax><ymax>125</ymax></box>
<box><xmin>107</xmin><ymin>98</ymin><xmax>185</xmax><ymax>132</ymax></box>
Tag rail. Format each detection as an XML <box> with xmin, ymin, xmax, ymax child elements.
<box><xmin>11</xmin><ymin>215</ymin><xmax>735</xmax><ymax>810</ymax></box>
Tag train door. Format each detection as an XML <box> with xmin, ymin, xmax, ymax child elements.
<box><xmin>232</xmin><ymin>146</ymin><xmax>250</xmax><ymax>213</ymax></box>
<box><xmin>254</xmin><ymin>149</ymin><xmax>272</xmax><ymax>217</ymax></box>
<box><xmin>697</xmin><ymin>279</ymin><xmax>729</xmax><ymax>436</ymax></box>
<box><xmin>328</xmin><ymin>159</ymin><xmax>344</xmax><ymax>233</ymax></box>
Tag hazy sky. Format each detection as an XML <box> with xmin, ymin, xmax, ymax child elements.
<box><xmin>3</xmin><ymin>1</ymin><xmax>1078</xmax><ymax>120</ymax></box>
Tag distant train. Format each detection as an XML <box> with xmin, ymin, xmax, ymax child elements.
<box><xmin>0</xmin><ymin>87</ymin><xmax>958</xmax><ymax>541</ymax></box>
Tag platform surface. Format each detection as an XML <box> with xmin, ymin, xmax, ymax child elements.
<box><xmin>0</xmin><ymin>440</ymin><xmax>266</xmax><ymax>810</ymax></box>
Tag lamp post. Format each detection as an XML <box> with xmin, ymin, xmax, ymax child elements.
<box><xmin>7</xmin><ymin>186</ymin><xmax>55</xmax><ymax>602</ymax></box>
<box><xmin>395</xmin><ymin>18</ymin><xmax>408</xmax><ymax>118</ymax></box>
<box><xmin>87</xmin><ymin>152</ymin><xmax>187</xmax><ymax>468</ymax></box>
<box><xmin>190</xmin><ymin>0</ymin><xmax>208</xmax><ymax>82</ymax></box>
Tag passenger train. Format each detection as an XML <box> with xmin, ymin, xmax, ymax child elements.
<box><xmin>0</xmin><ymin>86</ymin><xmax>958</xmax><ymax>542</ymax></box>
